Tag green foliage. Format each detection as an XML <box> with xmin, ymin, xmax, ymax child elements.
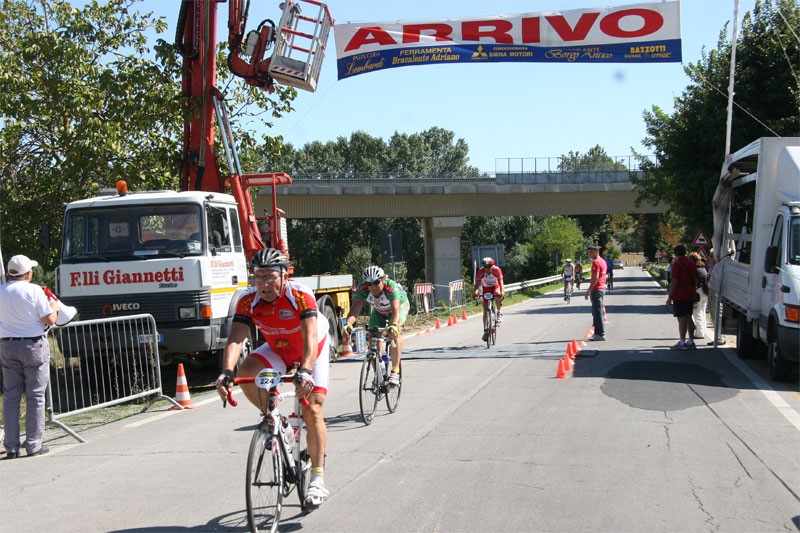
<box><xmin>530</xmin><ymin>216</ymin><xmax>584</xmax><ymax>277</ymax></box>
<box><xmin>632</xmin><ymin>0</ymin><xmax>799</xmax><ymax>234</ymax></box>
<box><xmin>341</xmin><ymin>245</ymin><xmax>372</xmax><ymax>282</ymax></box>
<box><xmin>558</xmin><ymin>145</ymin><xmax>628</xmax><ymax>172</ymax></box>
<box><xmin>0</xmin><ymin>0</ymin><xmax>296</xmax><ymax>270</ymax></box>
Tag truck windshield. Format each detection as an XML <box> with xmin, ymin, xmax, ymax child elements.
<box><xmin>63</xmin><ymin>204</ymin><xmax>203</xmax><ymax>262</ymax></box>
<box><xmin>790</xmin><ymin>216</ymin><xmax>800</xmax><ymax>266</ymax></box>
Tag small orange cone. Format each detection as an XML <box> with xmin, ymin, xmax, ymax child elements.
<box><xmin>556</xmin><ymin>359</ymin><xmax>568</xmax><ymax>379</ymax></box>
<box><xmin>566</xmin><ymin>342</ymin><xmax>576</xmax><ymax>360</ymax></box>
<box><xmin>603</xmin><ymin>304</ymin><xmax>610</xmax><ymax>324</ymax></box>
<box><xmin>435</xmin><ymin>318</ymin><xmax>442</xmax><ymax>329</ymax></box>
<box><xmin>571</xmin><ymin>338</ymin><xmax>580</xmax><ymax>354</ymax></box>
<box><xmin>170</xmin><ymin>363</ymin><xmax>196</xmax><ymax>409</ymax></box>
<box><xmin>339</xmin><ymin>331</ymin><xmax>355</xmax><ymax>357</ymax></box>
<box><xmin>584</xmin><ymin>329</ymin><xmax>593</xmax><ymax>339</ymax></box>
<box><xmin>462</xmin><ymin>309</ymin><xmax>468</xmax><ymax>320</ymax></box>
<box><xmin>425</xmin><ymin>328</ymin><xmax>432</xmax><ymax>334</ymax></box>
<box><xmin>563</xmin><ymin>353</ymin><xmax>574</xmax><ymax>371</ymax></box>
<box><xmin>579</xmin><ymin>340</ymin><xmax>588</xmax><ymax>347</ymax></box>
<box><xmin>447</xmin><ymin>315</ymin><xmax>454</xmax><ymax>326</ymax></box>
<box><xmin>453</xmin><ymin>314</ymin><xmax>458</xmax><ymax>324</ymax></box>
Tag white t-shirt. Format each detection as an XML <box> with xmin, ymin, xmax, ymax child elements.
<box><xmin>562</xmin><ymin>264</ymin><xmax>574</xmax><ymax>277</ymax></box>
<box><xmin>0</xmin><ymin>280</ymin><xmax>52</xmax><ymax>337</ymax></box>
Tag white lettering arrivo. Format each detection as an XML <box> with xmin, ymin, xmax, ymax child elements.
<box><xmin>69</xmin><ymin>267</ymin><xmax>185</xmax><ymax>287</ymax></box>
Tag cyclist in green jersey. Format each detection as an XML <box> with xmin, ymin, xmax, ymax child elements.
<box><xmin>342</xmin><ymin>266</ymin><xmax>409</xmax><ymax>386</ymax></box>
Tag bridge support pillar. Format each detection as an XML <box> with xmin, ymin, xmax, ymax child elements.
<box><xmin>422</xmin><ymin>216</ymin><xmax>465</xmax><ymax>292</ymax></box>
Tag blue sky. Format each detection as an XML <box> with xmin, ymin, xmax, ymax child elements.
<box><xmin>100</xmin><ymin>1</ymin><xmax>754</xmax><ymax>172</ymax></box>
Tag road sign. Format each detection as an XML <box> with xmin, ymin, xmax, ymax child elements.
<box><xmin>655</xmin><ymin>249</ymin><xmax>662</xmax><ymax>258</ymax></box>
<box><xmin>696</xmin><ymin>248</ymin><xmax>709</xmax><ymax>262</ymax></box>
<box><xmin>380</xmin><ymin>230</ymin><xmax>403</xmax><ymax>263</ymax></box>
<box><xmin>692</xmin><ymin>231</ymin><xmax>709</xmax><ymax>247</ymax></box>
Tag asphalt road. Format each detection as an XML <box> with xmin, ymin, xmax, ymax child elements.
<box><xmin>2</xmin><ymin>268</ymin><xmax>799</xmax><ymax>532</ymax></box>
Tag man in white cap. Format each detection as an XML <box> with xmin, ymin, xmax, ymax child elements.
<box><xmin>0</xmin><ymin>255</ymin><xmax>59</xmax><ymax>458</ymax></box>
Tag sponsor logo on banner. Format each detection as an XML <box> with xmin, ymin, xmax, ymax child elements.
<box><xmin>334</xmin><ymin>1</ymin><xmax>681</xmax><ymax>79</ymax></box>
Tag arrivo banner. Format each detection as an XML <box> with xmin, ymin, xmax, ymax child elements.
<box><xmin>334</xmin><ymin>1</ymin><xmax>681</xmax><ymax>80</ymax></box>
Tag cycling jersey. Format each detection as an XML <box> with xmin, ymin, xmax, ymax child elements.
<box><xmin>353</xmin><ymin>278</ymin><xmax>409</xmax><ymax>315</ymax></box>
<box><xmin>233</xmin><ymin>279</ymin><xmax>329</xmax><ymax>364</ymax></box>
<box><xmin>562</xmin><ymin>264</ymin><xmax>574</xmax><ymax>279</ymax></box>
<box><xmin>476</xmin><ymin>266</ymin><xmax>503</xmax><ymax>289</ymax></box>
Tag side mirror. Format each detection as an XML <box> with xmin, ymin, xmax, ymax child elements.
<box><xmin>38</xmin><ymin>223</ymin><xmax>50</xmax><ymax>253</ymax></box>
<box><xmin>763</xmin><ymin>245</ymin><xmax>779</xmax><ymax>274</ymax></box>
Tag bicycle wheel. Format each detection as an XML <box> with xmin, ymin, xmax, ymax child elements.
<box><xmin>246</xmin><ymin>424</ymin><xmax>283</xmax><ymax>533</ymax></box>
<box><xmin>490</xmin><ymin>308</ymin><xmax>497</xmax><ymax>346</ymax></box>
<box><xmin>483</xmin><ymin>309</ymin><xmax>491</xmax><ymax>349</ymax></box>
<box><xmin>296</xmin><ymin>447</ymin><xmax>312</xmax><ymax>512</ymax></box>
<box><xmin>358</xmin><ymin>353</ymin><xmax>379</xmax><ymax>425</ymax></box>
<box><xmin>385</xmin><ymin>359</ymin><xmax>402</xmax><ymax>413</ymax></box>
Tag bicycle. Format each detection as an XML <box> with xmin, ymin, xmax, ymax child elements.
<box><xmin>226</xmin><ymin>366</ymin><xmax>314</xmax><ymax>533</ymax></box>
<box><xmin>481</xmin><ymin>292</ymin><xmax>498</xmax><ymax>348</ymax></box>
<box><xmin>357</xmin><ymin>326</ymin><xmax>401</xmax><ymax>425</ymax></box>
<box><xmin>564</xmin><ymin>275</ymin><xmax>573</xmax><ymax>304</ymax></box>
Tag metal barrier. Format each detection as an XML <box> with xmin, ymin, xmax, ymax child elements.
<box><xmin>504</xmin><ymin>274</ymin><xmax>563</xmax><ymax>294</ymax></box>
<box><xmin>411</xmin><ymin>283</ymin><xmax>438</xmax><ymax>327</ymax></box>
<box><xmin>45</xmin><ymin>313</ymin><xmax>181</xmax><ymax>443</ymax></box>
<box><xmin>448</xmin><ymin>279</ymin><xmax>467</xmax><ymax>311</ymax></box>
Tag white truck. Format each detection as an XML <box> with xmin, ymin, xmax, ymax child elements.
<box><xmin>55</xmin><ymin>187</ymin><xmax>352</xmax><ymax>367</ymax></box>
<box><xmin>712</xmin><ymin>137</ymin><xmax>800</xmax><ymax>381</ymax></box>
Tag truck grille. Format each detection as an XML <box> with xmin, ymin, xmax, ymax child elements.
<box><xmin>61</xmin><ymin>291</ymin><xmax>211</xmax><ymax>322</ymax></box>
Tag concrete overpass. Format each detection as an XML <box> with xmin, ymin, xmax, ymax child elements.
<box><xmin>254</xmin><ymin>170</ymin><xmax>665</xmax><ymax>288</ymax></box>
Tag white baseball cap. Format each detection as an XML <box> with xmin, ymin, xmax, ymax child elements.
<box><xmin>7</xmin><ymin>255</ymin><xmax>38</xmax><ymax>276</ymax></box>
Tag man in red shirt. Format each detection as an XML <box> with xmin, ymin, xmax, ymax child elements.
<box><xmin>216</xmin><ymin>248</ymin><xmax>331</xmax><ymax>508</ymax></box>
<box><xmin>667</xmin><ymin>244</ymin><xmax>699</xmax><ymax>350</ymax></box>
<box><xmin>584</xmin><ymin>245</ymin><xmax>607</xmax><ymax>341</ymax></box>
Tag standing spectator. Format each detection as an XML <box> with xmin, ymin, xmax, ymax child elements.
<box><xmin>0</xmin><ymin>255</ymin><xmax>59</xmax><ymax>458</ymax></box>
<box><xmin>584</xmin><ymin>245</ymin><xmax>607</xmax><ymax>341</ymax></box>
<box><xmin>667</xmin><ymin>245</ymin><xmax>699</xmax><ymax>350</ymax></box>
<box><xmin>689</xmin><ymin>252</ymin><xmax>709</xmax><ymax>340</ymax></box>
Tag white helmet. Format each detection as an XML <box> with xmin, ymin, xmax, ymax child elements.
<box><xmin>362</xmin><ymin>265</ymin><xmax>385</xmax><ymax>283</ymax></box>
<box><xmin>565</xmin><ymin>258</ymin><xmax>572</xmax><ymax>263</ymax></box>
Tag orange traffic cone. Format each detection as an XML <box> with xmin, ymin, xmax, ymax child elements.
<box><xmin>425</xmin><ymin>328</ymin><xmax>432</xmax><ymax>334</ymax></box>
<box><xmin>571</xmin><ymin>339</ymin><xmax>580</xmax><ymax>354</ymax></box>
<box><xmin>340</xmin><ymin>331</ymin><xmax>355</xmax><ymax>358</ymax></box>
<box><xmin>603</xmin><ymin>304</ymin><xmax>610</xmax><ymax>324</ymax></box>
<box><xmin>170</xmin><ymin>363</ymin><xmax>196</xmax><ymax>409</ymax></box>
<box><xmin>435</xmin><ymin>318</ymin><xmax>442</xmax><ymax>329</ymax></box>
<box><xmin>556</xmin><ymin>359</ymin><xmax>568</xmax><ymax>379</ymax></box>
<box><xmin>447</xmin><ymin>315</ymin><xmax>454</xmax><ymax>326</ymax></box>
<box><xmin>584</xmin><ymin>329</ymin><xmax>593</xmax><ymax>339</ymax></box>
<box><xmin>416</xmin><ymin>330</ymin><xmax>424</xmax><ymax>336</ymax></box>
<box><xmin>563</xmin><ymin>353</ymin><xmax>574</xmax><ymax>371</ymax></box>
<box><xmin>579</xmin><ymin>340</ymin><xmax>588</xmax><ymax>348</ymax></box>
<box><xmin>567</xmin><ymin>342</ymin><xmax>576</xmax><ymax>360</ymax></box>
<box><xmin>462</xmin><ymin>309</ymin><xmax>468</xmax><ymax>320</ymax></box>
<box><xmin>453</xmin><ymin>314</ymin><xmax>458</xmax><ymax>324</ymax></box>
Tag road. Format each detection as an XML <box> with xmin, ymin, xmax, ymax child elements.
<box><xmin>1</xmin><ymin>268</ymin><xmax>799</xmax><ymax>532</ymax></box>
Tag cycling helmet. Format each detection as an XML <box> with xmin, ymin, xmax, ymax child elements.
<box><xmin>565</xmin><ymin>258</ymin><xmax>572</xmax><ymax>263</ymax></box>
<box><xmin>363</xmin><ymin>265</ymin><xmax>385</xmax><ymax>283</ymax></box>
<box><xmin>251</xmin><ymin>248</ymin><xmax>290</xmax><ymax>271</ymax></box>
<box><xmin>482</xmin><ymin>257</ymin><xmax>495</xmax><ymax>267</ymax></box>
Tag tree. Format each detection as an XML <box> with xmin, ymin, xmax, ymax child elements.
<box><xmin>0</xmin><ymin>0</ymin><xmax>296</xmax><ymax>269</ymax></box>
<box><xmin>632</xmin><ymin>0</ymin><xmax>799</xmax><ymax>235</ymax></box>
<box><xmin>529</xmin><ymin>216</ymin><xmax>584</xmax><ymax>277</ymax></box>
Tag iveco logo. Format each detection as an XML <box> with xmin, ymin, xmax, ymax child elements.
<box><xmin>101</xmin><ymin>303</ymin><xmax>141</xmax><ymax>315</ymax></box>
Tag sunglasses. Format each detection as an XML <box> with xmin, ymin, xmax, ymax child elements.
<box><xmin>254</xmin><ymin>274</ymin><xmax>281</xmax><ymax>284</ymax></box>
<box><xmin>369</xmin><ymin>280</ymin><xmax>382</xmax><ymax>286</ymax></box>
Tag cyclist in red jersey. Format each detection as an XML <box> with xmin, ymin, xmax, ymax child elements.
<box><xmin>216</xmin><ymin>248</ymin><xmax>330</xmax><ymax>508</ymax></box>
<box><xmin>473</xmin><ymin>257</ymin><xmax>505</xmax><ymax>341</ymax></box>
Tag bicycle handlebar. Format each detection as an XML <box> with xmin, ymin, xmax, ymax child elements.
<box><xmin>225</xmin><ymin>375</ymin><xmax>310</xmax><ymax>408</ymax></box>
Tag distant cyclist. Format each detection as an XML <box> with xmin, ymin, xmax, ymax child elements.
<box><xmin>561</xmin><ymin>258</ymin><xmax>574</xmax><ymax>300</ymax></box>
<box><xmin>473</xmin><ymin>257</ymin><xmax>505</xmax><ymax>341</ymax></box>
<box><xmin>605</xmin><ymin>255</ymin><xmax>614</xmax><ymax>290</ymax></box>
<box><xmin>215</xmin><ymin>248</ymin><xmax>331</xmax><ymax>509</ymax></box>
<box><xmin>574</xmin><ymin>261</ymin><xmax>584</xmax><ymax>289</ymax></box>
<box><xmin>342</xmin><ymin>266</ymin><xmax>409</xmax><ymax>387</ymax></box>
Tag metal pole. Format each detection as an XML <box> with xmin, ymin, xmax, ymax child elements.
<box><xmin>724</xmin><ymin>0</ymin><xmax>740</xmax><ymax>156</ymax></box>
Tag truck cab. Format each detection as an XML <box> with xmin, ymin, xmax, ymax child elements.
<box><xmin>57</xmin><ymin>187</ymin><xmax>250</xmax><ymax>365</ymax></box>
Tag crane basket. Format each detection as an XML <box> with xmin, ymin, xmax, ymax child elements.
<box><xmin>268</xmin><ymin>0</ymin><xmax>333</xmax><ymax>92</ymax></box>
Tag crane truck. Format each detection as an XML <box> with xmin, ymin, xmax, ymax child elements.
<box><xmin>711</xmin><ymin>137</ymin><xmax>800</xmax><ymax>381</ymax></box>
<box><xmin>55</xmin><ymin>0</ymin><xmax>350</xmax><ymax>367</ymax></box>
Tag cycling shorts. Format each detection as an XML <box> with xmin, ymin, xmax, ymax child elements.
<box><xmin>481</xmin><ymin>285</ymin><xmax>501</xmax><ymax>296</ymax></box>
<box><xmin>563</xmin><ymin>275</ymin><xmax>573</xmax><ymax>283</ymax></box>
<box><xmin>249</xmin><ymin>336</ymin><xmax>331</xmax><ymax>396</ymax></box>
<box><xmin>368</xmin><ymin>300</ymin><xmax>410</xmax><ymax>329</ymax></box>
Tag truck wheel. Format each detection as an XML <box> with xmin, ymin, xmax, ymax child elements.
<box><xmin>322</xmin><ymin>305</ymin><xmax>339</xmax><ymax>360</ymax></box>
<box><xmin>767</xmin><ymin>327</ymin><xmax>793</xmax><ymax>382</ymax></box>
<box><xmin>736</xmin><ymin>315</ymin><xmax>756</xmax><ymax>359</ymax></box>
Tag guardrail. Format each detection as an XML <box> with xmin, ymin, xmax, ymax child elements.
<box><xmin>45</xmin><ymin>313</ymin><xmax>181</xmax><ymax>443</ymax></box>
<box><xmin>504</xmin><ymin>274</ymin><xmax>563</xmax><ymax>293</ymax></box>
